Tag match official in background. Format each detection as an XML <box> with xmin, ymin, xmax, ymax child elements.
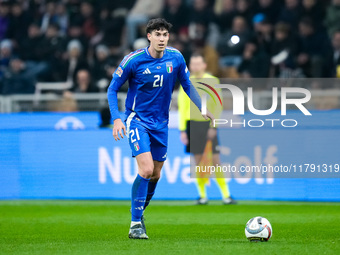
<box><xmin>178</xmin><ymin>53</ymin><xmax>236</xmax><ymax>205</ymax></box>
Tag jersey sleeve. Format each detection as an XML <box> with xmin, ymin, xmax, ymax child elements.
<box><xmin>107</xmin><ymin>57</ymin><xmax>133</xmax><ymax>121</ymax></box>
<box><xmin>177</xmin><ymin>54</ymin><xmax>202</xmax><ymax>111</ymax></box>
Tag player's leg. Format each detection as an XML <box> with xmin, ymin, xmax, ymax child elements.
<box><xmin>143</xmin><ymin>126</ymin><xmax>168</xmax><ymax>211</ymax></box>
<box><xmin>144</xmin><ymin>160</ymin><xmax>164</xmax><ymax>210</ymax></box>
<box><xmin>127</xmin><ymin>120</ymin><xmax>153</xmax><ymax>239</ymax></box>
<box><xmin>129</xmin><ymin>153</ymin><xmax>153</xmax><ymax>239</ymax></box>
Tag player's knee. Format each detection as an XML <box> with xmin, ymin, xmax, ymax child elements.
<box><xmin>139</xmin><ymin>166</ymin><xmax>154</xmax><ymax>178</ymax></box>
<box><xmin>150</xmin><ymin>174</ymin><xmax>160</xmax><ymax>182</ymax></box>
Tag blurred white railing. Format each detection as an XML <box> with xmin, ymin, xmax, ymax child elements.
<box><xmin>0</xmin><ymin>93</ymin><xmax>126</xmax><ymax>113</ymax></box>
<box><xmin>0</xmin><ymin>89</ymin><xmax>340</xmax><ymax>113</ymax></box>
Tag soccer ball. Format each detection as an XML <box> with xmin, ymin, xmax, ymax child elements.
<box><xmin>245</xmin><ymin>216</ymin><xmax>272</xmax><ymax>242</ymax></box>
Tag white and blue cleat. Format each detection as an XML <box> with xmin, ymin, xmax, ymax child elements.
<box><xmin>128</xmin><ymin>224</ymin><xmax>149</xmax><ymax>239</ymax></box>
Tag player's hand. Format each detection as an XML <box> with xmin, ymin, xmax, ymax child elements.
<box><xmin>112</xmin><ymin>119</ymin><xmax>126</xmax><ymax>141</ymax></box>
<box><xmin>180</xmin><ymin>131</ymin><xmax>188</xmax><ymax>145</ymax></box>
<box><xmin>202</xmin><ymin>110</ymin><xmax>215</xmax><ymax>123</ymax></box>
<box><xmin>207</xmin><ymin>128</ymin><xmax>217</xmax><ymax>141</ymax></box>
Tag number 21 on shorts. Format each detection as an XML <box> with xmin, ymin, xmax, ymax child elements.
<box><xmin>129</xmin><ymin>128</ymin><xmax>140</xmax><ymax>143</ymax></box>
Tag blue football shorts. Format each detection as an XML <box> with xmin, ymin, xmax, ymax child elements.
<box><xmin>126</xmin><ymin>117</ymin><xmax>168</xmax><ymax>162</ymax></box>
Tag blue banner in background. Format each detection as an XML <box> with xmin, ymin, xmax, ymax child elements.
<box><xmin>0</xmin><ymin>111</ymin><xmax>340</xmax><ymax>201</ymax></box>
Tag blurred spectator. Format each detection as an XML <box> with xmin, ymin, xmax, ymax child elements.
<box><xmin>324</xmin><ymin>0</ymin><xmax>340</xmax><ymax>37</ymax></box>
<box><xmin>133</xmin><ymin>38</ymin><xmax>149</xmax><ymax>51</ymax></box>
<box><xmin>126</xmin><ymin>0</ymin><xmax>164</xmax><ymax>48</ymax></box>
<box><xmin>188</xmin><ymin>21</ymin><xmax>208</xmax><ymax>48</ymax></box>
<box><xmin>36</xmin><ymin>23</ymin><xmax>64</xmax><ymax>81</ymax></box>
<box><xmin>37</xmin><ymin>23</ymin><xmax>64</xmax><ymax>61</ymax></box>
<box><xmin>270</xmin><ymin>22</ymin><xmax>298</xmax><ymax>77</ymax></box>
<box><xmin>188</xmin><ymin>0</ymin><xmax>219</xmax><ymax>48</ymax></box>
<box><xmin>91</xmin><ymin>44</ymin><xmax>111</xmax><ymax>82</ymax></box>
<box><xmin>96</xmin><ymin>5</ymin><xmax>125</xmax><ymax>48</ymax></box>
<box><xmin>0</xmin><ymin>39</ymin><xmax>12</xmax><ymax>80</ymax></box>
<box><xmin>217</xmin><ymin>16</ymin><xmax>250</xmax><ymax>67</ymax></box>
<box><xmin>189</xmin><ymin>0</ymin><xmax>215</xmax><ymax>25</ymax></box>
<box><xmin>19</xmin><ymin>23</ymin><xmax>43</xmax><ymax>61</ymax></box>
<box><xmin>105</xmin><ymin>58</ymin><xmax>119</xmax><ymax>77</ymax></box>
<box><xmin>0</xmin><ymin>0</ymin><xmax>338</xmax><ymax>96</ymax></box>
<box><xmin>238</xmin><ymin>39</ymin><xmax>270</xmax><ymax>78</ymax></box>
<box><xmin>18</xmin><ymin>22</ymin><xmax>48</xmax><ymax>81</ymax></box>
<box><xmin>216</xmin><ymin>0</ymin><xmax>236</xmax><ymax>33</ymax></box>
<box><xmin>331</xmin><ymin>30</ymin><xmax>340</xmax><ymax>77</ymax></box>
<box><xmin>234</xmin><ymin>0</ymin><xmax>254</xmax><ymax>27</ymax></box>
<box><xmin>0</xmin><ymin>1</ymin><xmax>10</xmax><ymax>40</ymax></box>
<box><xmin>253</xmin><ymin>14</ymin><xmax>273</xmax><ymax>54</ymax></box>
<box><xmin>301</xmin><ymin>0</ymin><xmax>325</xmax><ymax>29</ymax></box>
<box><xmin>40</xmin><ymin>1</ymin><xmax>57</xmax><ymax>33</ymax></box>
<box><xmin>297</xmin><ymin>17</ymin><xmax>332</xmax><ymax>77</ymax></box>
<box><xmin>6</xmin><ymin>1</ymin><xmax>32</xmax><ymax>47</ymax></box>
<box><xmin>55</xmin><ymin>2</ymin><xmax>69</xmax><ymax>36</ymax></box>
<box><xmin>57</xmin><ymin>39</ymin><xmax>89</xmax><ymax>82</ymax></box>
<box><xmin>65</xmin><ymin>21</ymin><xmax>89</xmax><ymax>60</ymax></box>
<box><xmin>1</xmin><ymin>57</ymin><xmax>35</xmax><ymax>95</ymax></box>
<box><xmin>72</xmin><ymin>69</ymin><xmax>97</xmax><ymax>93</ymax></box>
<box><xmin>279</xmin><ymin>0</ymin><xmax>302</xmax><ymax>30</ymax></box>
<box><xmin>27</xmin><ymin>0</ymin><xmax>44</xmax><ymax>22</ymax></box>
<box><xmin>96</xmin><ymin>0</ymin><xmax>135</xmax><ymax>11</ymax></box>
<box><xmin>256</xmin><ymin>0</ymin><xmax>282</xmax><ymax>24</ymax></box>
<box><xmin>162</xmin><ymin>0</ymin><xmax>188</xmax><ymax>35</ymax></box>
<box><xmin>79</xmin><ymin>1</ymin><xmax>98</xmax><ymax>39</ymax></box>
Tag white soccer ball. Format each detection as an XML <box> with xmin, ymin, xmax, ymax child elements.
<box><xmin>245</xmin><ymin>216</ymin><xmax>272</xmax><ymax>242</ymax></box>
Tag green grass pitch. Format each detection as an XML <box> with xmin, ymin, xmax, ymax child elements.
<box><xmin>0</xmin><ymin>200</ymin><xmax>339</xmax><ymax>255</ymax></box>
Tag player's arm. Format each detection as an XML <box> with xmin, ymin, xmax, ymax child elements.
<box><xmin>107</xmin><ymin>60</ymin><xmax>131</xmax><ymax>141</ymax></box>
<box><xmin>177</xmin><ymin>56</ymin><xmax>214</xmax><ymax>121</ymax></box>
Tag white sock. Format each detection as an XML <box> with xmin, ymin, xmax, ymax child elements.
<box><xmin>130</xmin><ymin>221</ymin><xmax>141</xmax><ymax>228</ymax></box>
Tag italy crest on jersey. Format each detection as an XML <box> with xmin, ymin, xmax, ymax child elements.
<box><xmin>166</xmin><ymin>62</ymin><xmax>173</xmax><ymax>73</ymax></box>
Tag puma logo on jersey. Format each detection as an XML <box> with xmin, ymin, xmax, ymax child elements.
<box><xmin>143</xmin><ymin>68</ymin><xmax>151</xmax><ymax>74</ymax></box>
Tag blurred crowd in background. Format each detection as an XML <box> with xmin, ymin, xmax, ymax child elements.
<box><xmin>0</xmin><ymin>0</ymin><xmax>340</xmax><ymax>95</ymax></box>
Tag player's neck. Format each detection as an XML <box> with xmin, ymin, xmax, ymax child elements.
<box><xmin>148</xmin><ymin>46</ymin><xmax>164</xmax><ymax>59</ymax></box>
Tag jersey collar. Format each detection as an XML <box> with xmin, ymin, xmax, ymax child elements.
<box><xmin>145</xmin><ymin>46</ymin><xmax>167</xmax><ymax>58</ymax></box>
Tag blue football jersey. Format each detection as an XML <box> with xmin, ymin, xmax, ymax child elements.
<box><xmin>107</xmin><ymin>46</ymin><xmax>201</xmax><ymax>130</ymax></box>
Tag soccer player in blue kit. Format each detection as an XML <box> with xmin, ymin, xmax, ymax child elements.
<box><xmin>107</xmin><ymin>18</ymin><xmax>213</xmax><ymax>239</ymax></box>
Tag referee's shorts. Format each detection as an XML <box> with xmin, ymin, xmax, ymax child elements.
<box><xmin>185</xmin><ymin>120</ymin><xmax>219</xmax><ymax>155</ymax></box>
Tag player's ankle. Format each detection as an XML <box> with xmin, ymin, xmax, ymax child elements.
<box><xmin>130</xmin><ymin>221</ymin><xmax>141</xmax><ymax>228</ymax></box>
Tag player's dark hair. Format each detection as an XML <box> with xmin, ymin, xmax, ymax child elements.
<box><xmin>146</xmin><ymin>18</ymin><xmax>173</xmax><ymax>34</ymax></box>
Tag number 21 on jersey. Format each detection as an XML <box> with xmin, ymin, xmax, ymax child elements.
<box><xmin>153</xmin><ymin>75</ymin><xmax>163</xmax><ymax>87</ymax></box>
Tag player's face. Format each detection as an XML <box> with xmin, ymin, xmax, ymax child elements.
<box><xmin>189</xmin><ymin>56</ymin><xmax>207</xmax><ymax>75</ymax></box>
<box><xmin>148</xmin><ymin>29</ymin><xmax>169</xmax><ymax>52</ymax></box>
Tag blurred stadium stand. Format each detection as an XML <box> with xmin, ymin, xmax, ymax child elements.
<box><xmin>0</xmin><ymin>0</ymin><xmax>340</xmax><ymax>112</ymax></box>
